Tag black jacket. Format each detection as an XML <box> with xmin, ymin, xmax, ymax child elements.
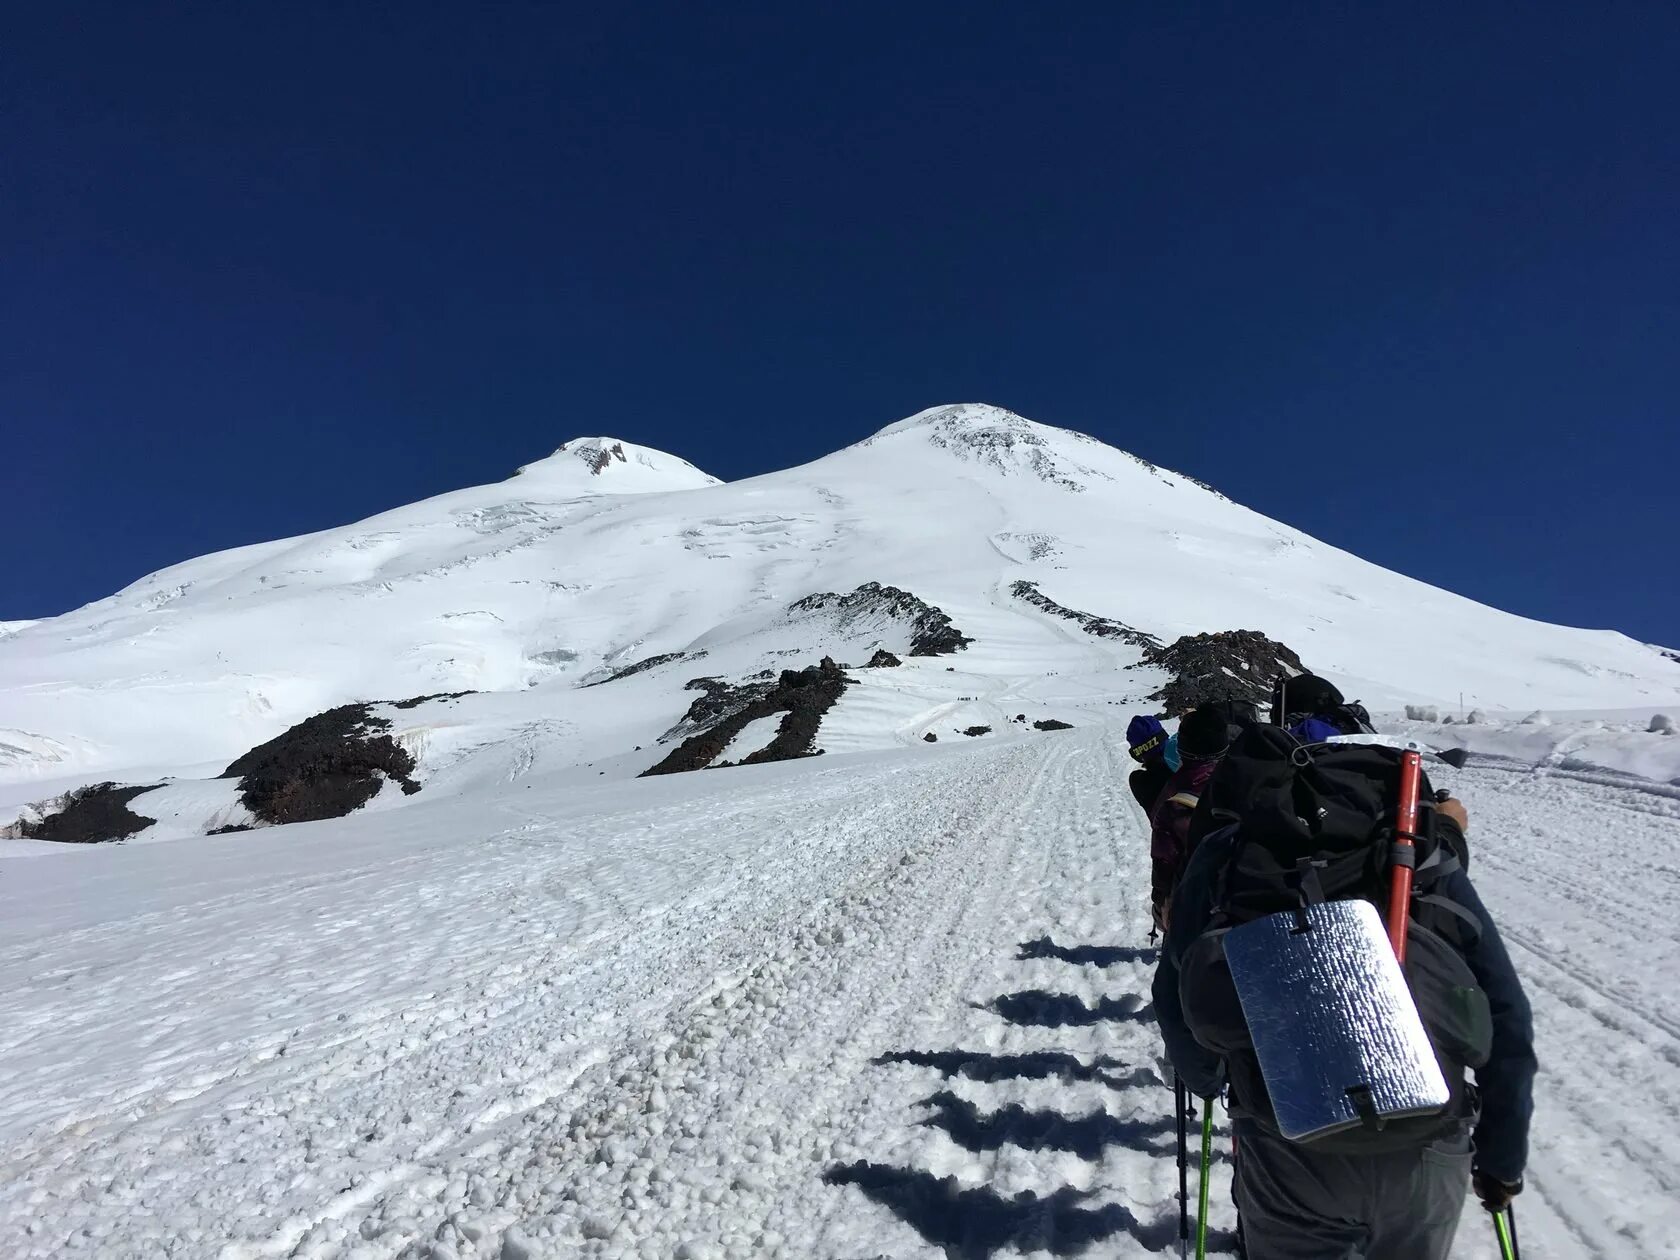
<box><xmin>1129</xmin><ymin>761</ymin><xmax>1171</xmax><ymax>814</ymax></box>
<box><xmin>1153</xmin><ymin>819</ymin><xmax>1536</xmax><ymax>1182</ymax></box>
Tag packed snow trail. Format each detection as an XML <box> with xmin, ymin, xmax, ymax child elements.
<box><xmin>2</xmin><ymin>729</ymin><xmax>1673</xmax><ymax>1257</ymax></box>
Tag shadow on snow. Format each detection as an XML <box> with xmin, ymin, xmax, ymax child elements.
<box><xmin>916</xmin><ymin>1090</ymin><xmax>1175</xmax><ymax>1160</ymax></box>
<box><xmin>873</xmin><ymin>1048</ymin><xmax>1158</xmax><ymax>1092</ymax></box>
<box><xmin>1016</xmin><ymin>937</ymin><xmax>1159</xmax><ymax>967</ymax></box>
<box><xmin>987</xmin><ymin>989</ymin><xmax>1155</xmax><ymax>1029</ymax></box>
<box><xmin>823</xmin><ymin>1161</ymin><xmax>1182</xmax><ymax>1260</ymax></box>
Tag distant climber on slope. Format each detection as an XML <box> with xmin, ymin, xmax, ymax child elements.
<box><xmin>1147</xmin><ymin>705</ymin><xmax>1231</xmax><ymax>934</ymax></box>
<box><xmin>1127</xmin><ymin>714</ymin><xmax>1172</xmax><ymax>814</ymax></box>
<box><xmin>1279</xmin><ymin>672</ymin><xmax>1376</xmax><ymax>741</ymax></box>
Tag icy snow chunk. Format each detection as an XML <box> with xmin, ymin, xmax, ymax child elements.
<box><xmin>1652</xmin><ymin>713</ymin><xmax>1676</xmax><ymax>735</ymax></box>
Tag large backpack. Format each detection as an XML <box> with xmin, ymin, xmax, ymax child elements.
<box><xmin>1178</xmin><ymin>724</ymin><xmax>1493</xmax><ymax>1152</ymax></box>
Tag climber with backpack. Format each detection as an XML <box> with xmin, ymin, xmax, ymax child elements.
<box><xmin>1153</xmin><ymin>721</ymin><xmax>1535</xmax><ymax>1260</ymax></box>
<box><xmin>1127</xmin><ymin>714</ymin><xmax>1173</xmax><ymax>814</ymax></box>
<box><xmin>1147</xmin><ymin>705</ymin><xmax>1232</xmax><ymax>935</ymax></box>
<box><xmin>1276</xmin><ymin>671</ymin><xmax>1377</xmax><ymax>741</ymax></box>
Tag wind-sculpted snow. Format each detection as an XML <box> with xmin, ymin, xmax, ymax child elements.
<box><xmin>0</xmin><ymin>728</ymin><xmax>1675</xmax><ymax>1255</ymax></box>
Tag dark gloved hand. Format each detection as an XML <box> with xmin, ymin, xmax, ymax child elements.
<box><xmin>1473</xmin><ymin>1168</ymin><xmax>1522</xmax><ymax>1212</ymax></box>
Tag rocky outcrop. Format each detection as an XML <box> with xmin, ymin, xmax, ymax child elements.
<box><xmin>1135</xmin><ymin>630</ymin><xmax>1306</xmax><ymax>715</ymax></box>
<box><xmin>557</xmin><ymin>439</ymin><xmax>629</xmax><ymax>475</ymax></box>
<box><xmin>642</xmin><ymin>659</ymin><xmax>851</xmax><ymax>776</ymax></box>
<box><xmin>223</xmin><ymin>704</ymin><xmax>420</xmax><ymax>825</ymax></box>
<box><xmin>14</xmin><ymin>782</ymin><xmax>159</xmax><ymax>844</ymax></box>
<box><xmin>961</xmin><ymin>725</ymin><xmax>992</xmax><ymax>737</ymax></box>
<box><xmin>663</xmin><ymin>674</ymin><xmax>779</xmax><ymax>741</ymax></box>
<box><xmin>1009</xmin><ymin>582</ymin><xmax>1161</xmax><ymax>650</ymax></box>
<box><xmin>788</xmin><ymin>582</ymin><xmax>972</xmax><ymax>656</ymax></box>
<box><xmin>867</xmin><ymin>649</ymin><xmax>902</xmax><ymax>668</ymax></box>
<box><xmin>586</xmin><ymin>651</ymin><xmax>707</xmax><ymax>687</ymax></box>
<box><xmin>390</xmin><ymin>691</ymin><xmax>473</xmax><ymax>710</ymax></box>
<box><xmin>1033</xmin><ymin>719</ymin><xmax>1073</xmax><ymax>731</ymax></box>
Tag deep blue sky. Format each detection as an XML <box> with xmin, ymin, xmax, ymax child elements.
<box><xmin>5</xmin><ymin>4</ymin><xmax>1677</xmax><ymax>643</ymax></box>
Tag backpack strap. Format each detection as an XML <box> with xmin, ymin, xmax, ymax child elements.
<box><xmin>1166</xmin><ymin>792</ymin><xmax>1200</xmax><ymax>810</ymax></box>
<box><xmin>1412</xmin><ymin>893</ymin><xmax>1483</xmax><ymax>947</ymax></box>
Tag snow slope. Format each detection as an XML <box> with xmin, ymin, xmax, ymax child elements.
<box><xmin>3</xmin><ymin>405</ymin><xmax>1677</xmax><ymax>808</ymax></box>
<box><xmin>5</xmin><ymin>401</ymin><xmax>1677</xmax><ymax>1255</ymax></box>
<box><xmin>3</xmin><ymin>726</ymin><xmax>1674</xmax><ymax>1258</ymax></box>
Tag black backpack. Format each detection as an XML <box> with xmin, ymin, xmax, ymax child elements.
<box><xmin>1178</xmin><ymin>724</ymin><xmax>1492</xmax><ymax>1152</ymax></box>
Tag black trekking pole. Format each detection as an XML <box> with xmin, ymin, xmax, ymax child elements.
<box><xmin>1174</xmin><ymin>1074</ymin><xmax>1190</xmax><ymax>1257</ymax></box>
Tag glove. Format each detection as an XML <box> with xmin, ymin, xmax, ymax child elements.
<box><xmin>1473</xmin><ymin>1168</ymin><xmax>1523</xmax><ymax>1212</ymax></box>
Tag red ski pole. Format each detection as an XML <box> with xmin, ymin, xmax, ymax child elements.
<box><xmin>1386</xmin><ymin>749</ymin><xmax>1424</xmax><ymax>962</ymax></box>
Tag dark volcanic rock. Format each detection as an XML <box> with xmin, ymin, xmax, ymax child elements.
<box><xmin>667</xmin><ymin>674</ymin><xmax>778</xmax><ymax>738</ymax></box>
<box><xmin>1136</xmin><ymin>630</ymin><xmax>1306</xmax><ymax>715</ymax></box>
<box><xmin>788</xmin><ymin>582</ymin><xmax>972</xmax><ymax>656</ymax></box>
<box><xmin>224</xmin><ymin>704</ymin><xmax>420</xmax><ymax>825</ymax></box>
<box><xmin>586</xmin><ymin>650</ymin><xmax>707</xmax><ymax>687</ymax></box>
<box><xmin>923</xmin><ymin>732</ymin><xmax>938</xmax><ymax>742</ymax></box>
<box><xmin>556</xmin><ymin>439</ymin><xmax>629</xmax><ymax>475</ymax></box>
<box><xmin>389</xmin><ymin>691</ymin><xmax>473</xmax><ymax>710</ymax></box>
<box><xmin>867</xmin><ymin>649</ymin><xmax>903</xmax><ymax>668</ymax></box>
<box><xmin>1009</xmin><ymin>581</ymin><xmax>1161</xmax><ymax>650</ymax></box>
<box><xmin>207</xmin><ymin>823</ymin><xmax>255</xmax><ymax>835</ymax></box>
<box><xmin>19</xmin><ymin>782</ymin><xmax>159</xmax><ymax>844</ymax></box>
<box><xmin>1033</xmin><ymin>719</ymin><xmax>1074</xmax><ymax>731</ymax></box>
<box><xmin>642</xmin><ymin>658</ymin><xmax>852</xmax><ymax>776</ymax></box>
<box><xmin>961</xmin><ymin>725</ymin><xmax>992</xmax><ymax>737</ymax></box>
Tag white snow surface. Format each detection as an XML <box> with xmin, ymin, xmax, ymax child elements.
<box><xmin>4</xmin><ymin>404</ymin><xmax>1680</xmax><ymax>1255</ymax></box>
<box><xmin>3</xmin><ymin>727</ymin><xmax>1676</xmax><ymax>1258</ymax></box>
<box><xmin>709</xmin><ymin>714</ymin><xmax>785</xmax><ymax>767</ymax></box>
<box><xmin>2</xmin><ymin>404</ymin><xmax>1677</xmax><ymax>798</ymax></box>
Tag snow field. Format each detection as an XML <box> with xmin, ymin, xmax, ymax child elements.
<box><xmin>7</xmin><ymin>727</ymin><xmax>1670</xmax><ymax>1255</ymax></box>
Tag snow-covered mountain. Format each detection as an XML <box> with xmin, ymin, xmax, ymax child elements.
<box><xmin>5</xmin><ymin>406</ymin><xmax>1680</xmax><ymax>1260</ymax></box>
<box><xmin>2</xmin><ymin>404</ymin><xmax>1677</xmax><ymax>824</ymax></box>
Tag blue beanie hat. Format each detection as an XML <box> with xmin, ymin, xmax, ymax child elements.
<box><xmin>1127</xmin><ymin>714</ymin><xmax>1167</xmax><ymax>762</ymax></box>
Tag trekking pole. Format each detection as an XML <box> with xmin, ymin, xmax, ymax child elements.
<box><xmin>1175</xmin><ymin>1075</ymin><xmax>1189</xmax><ymax>1257</ymax></box>
<box><xmin>1195</xmin><ymin>1097</ymin><xmax>1214</xmax><ymax>1259</ymax></box>
<box><xmin>1385</xmin><ymin>748</ymin><xmax>1424</xmax><ymax>962</ymax></box>
<box><xmin>1508</xmin><ymin>1205</ymin><xmax>1521</xmax><ymax>1258</ymax></box>
<box><xmin>1491</xmin><ymin>1205</ymin><xmax>1519</xmax><ymax>1260</ymax></box>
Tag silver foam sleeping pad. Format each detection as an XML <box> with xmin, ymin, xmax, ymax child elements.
<box><xmin>1223</xmin><ymin>898</ymin><xmax>1449</xmax><ymax>1142</ymax></box>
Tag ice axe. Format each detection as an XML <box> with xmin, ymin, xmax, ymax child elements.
<box><xmin>1386</xmin><ymin>748</ymin><xmax>1425</xmax><ymax>962</ymax></box>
